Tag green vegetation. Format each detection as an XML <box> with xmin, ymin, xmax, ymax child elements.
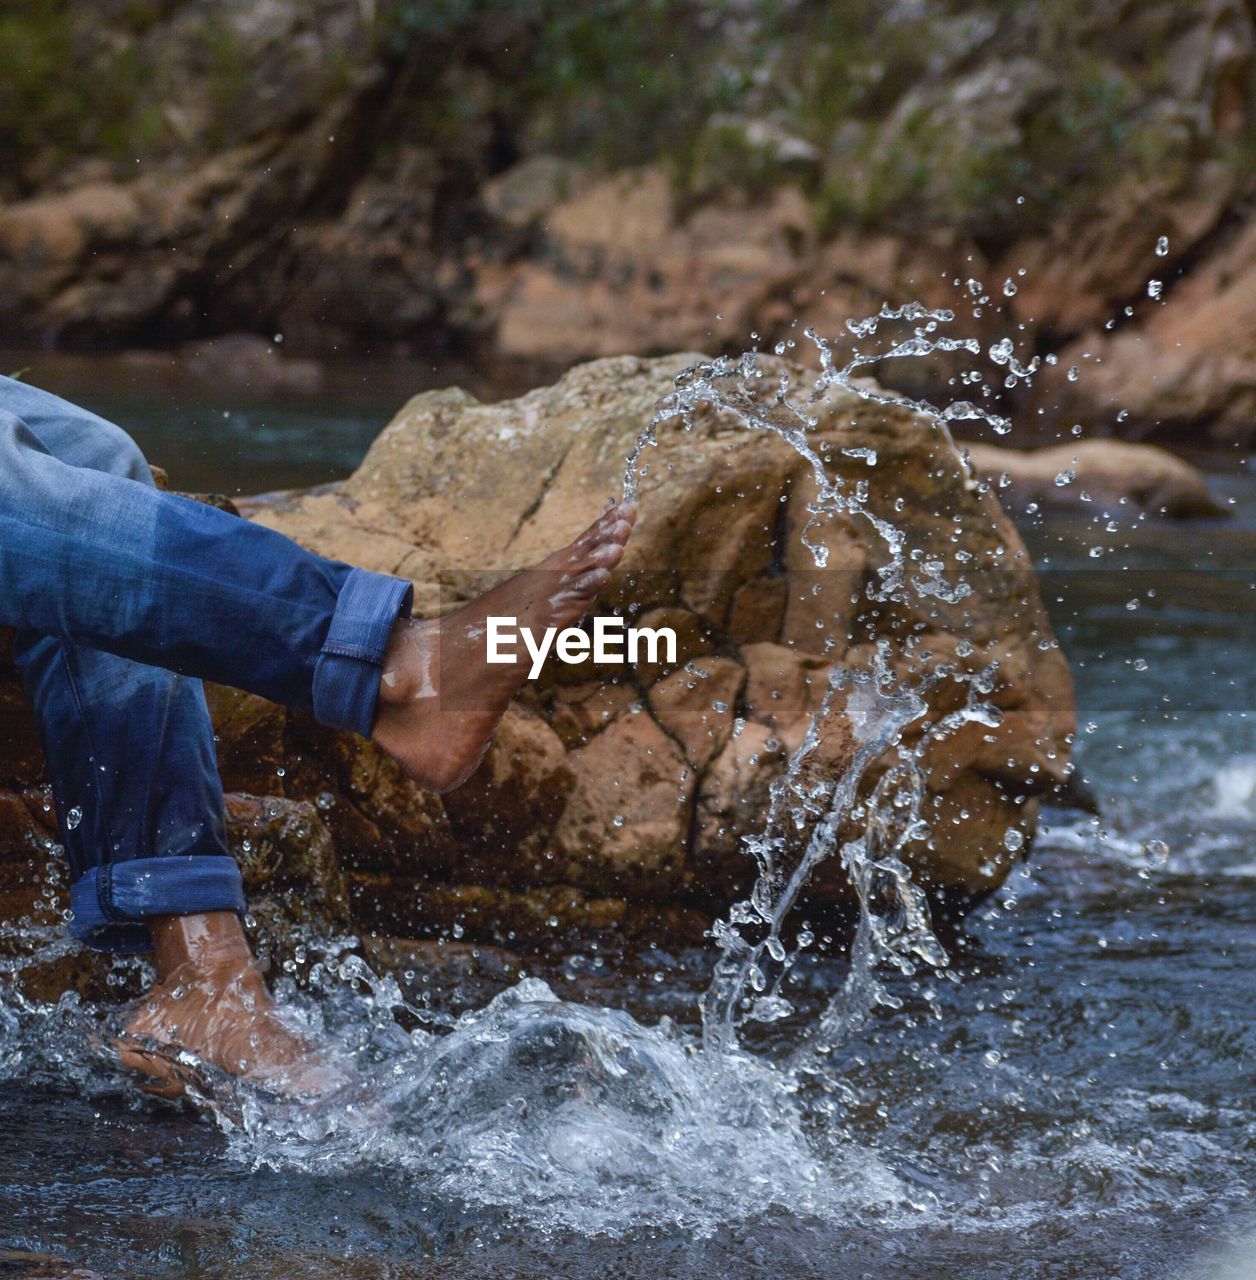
<box><xmin>377</xmin><ymin>0</ymin><xmax>729</xmax><ymax>170</ymax></box>
<box><xmin>0</xmin><ymin>1</ymin><xmax>160</xmax><ymax>195</ymax></box>
<box><xmin>2</xmin><ymin>0</ymin><xmax>1247</xmax><ymax>242</ymax></box>
<box><xmin>377</xmin><ymin>0</ymin><xmax>1243</xmax><ymax>238</ymax></box>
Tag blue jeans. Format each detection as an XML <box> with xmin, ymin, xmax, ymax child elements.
<box><xmin>0</xmin><ymin>375</ymin><xmax>413</xmax><ymax>952</ymax></box>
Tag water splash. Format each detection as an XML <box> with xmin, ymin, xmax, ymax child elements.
<box><xmin>195</xmin><ymin>976</ymin><xmax>913</xmax><ymax>1234</ymax></box>
<box><xmin>624</xmin><ymin>308</ymin><xmax>1014</xmax><ymax>1061</ymax></box>
<box><xmin>2</xmin><ymin>301</ymin><xmax>1030</xmax><ymax>1237</ymax></box>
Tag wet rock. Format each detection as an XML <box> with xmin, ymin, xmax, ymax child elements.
<box><xmin>441</xmin><ymin>706</ymin><xmax>576</xmax><ymax>883</ymax></box>
<box><xmin>967</xmin><ymin>439</ymin><xmax>1225</xmax><ymax>518</ymax></box>
<box><xmin>224</xmin><ymin>792</ymin><xmax>349</xmax><ymax>927</ymax></box>
<box><xmin>253</xmin><ymin>353</ymin><xmax>1073</xmax><ymax>928</ymax></box>
<box><xmin>550</xmin><ymin>711</ymin><xmax>694</xmax><ymax>899</ymax></box>
<box><xmin>647</xmin><ymin>656</ymin><xmax>745</xmax><ymax>769</ymax></box>
<box><xmin>348</xmin><ymin>873</ymin><xmax>709</xmax><ymax>951</ymax></box>
<box><xmin>692</xmin><ymin>721</ymin><xmax>791</xmax><ymax>905</ymax></box>
<box><xmin>741</xmin><ymin>643</ymin><xmax>829</xmax><ymax>743</ymax></box>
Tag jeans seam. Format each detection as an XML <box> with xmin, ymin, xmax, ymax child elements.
<box><xmin>57</xmin><ymin>643</ymin><xmax>132</xmax><ymax>881</ymax></box>
<box><xmin>97</xmin><ymin>866</ymin><xmax>115</xmax><ymax>923</ymax></box>
<box><xmin>321</xmin><ymin>642</ymin><xmax>380</xmax><ymax>661</ymax></box>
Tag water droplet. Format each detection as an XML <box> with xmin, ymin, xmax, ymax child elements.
<box><xmin>1003</xmin><ymin>827</ymin><xmax>1024</xmax><ymax>853</ymax></box>
<box><xmin>1142</xmin><ymin>839</ymin><xmax>1170</xmax><ymax>866</ymax></box>
<box><xmin>1054</xmin><ymin>470</ymin><xmax>1076</xmax><ymax>487</ymax></box>
<box><xmin>1155</xmin><ymin>235</ymin><xmax>1169</xmax><ymax>257</ymax></box>
<box><xmin>1002</xmin><ymin>278</ymin><xmax>1018</xmax><ymax>297</ymax></box>
<box><xmin>1133</xmin><ymin>658</ymin><xmax>1149</xmax><ymax>671</ymax></box>
<box><xmin>1147</xmin><ymin>279</ymin><xmax>1163</xmax><ymax>300</ymax></box>
<box><xmin>66</xmin><ymin>807</ymin><xmax>82</xmax><ymax>831</ymax></box>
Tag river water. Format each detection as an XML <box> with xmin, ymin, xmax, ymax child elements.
<box><xmin>1</xmin><ymin>354</ymin><xmax>1253</xmax><ymax>1279</ymax></box>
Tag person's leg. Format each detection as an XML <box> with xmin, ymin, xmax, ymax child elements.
<box><xmin>0</xmin><ymin>374</ymin><xmax>634</xmax><ymax>1092</ymax></box>
<box><xmin>2</xmin><ymin>383</ymin><xmax>344</xmax><ymax>1093</ymax></box>
<box><xmin>7</xmin><ymin>384</ymin><xmax>247</xmax><ymax>951</ymax></box>
<box><xmin>0</xmin><ymin>374</ymin><xmax>636</xmax><ymax>795</ymax></box>
<box><xmin>0</xmin><ymin>374</ymin><xmax>413</xmax><ymax>739</ymax></box>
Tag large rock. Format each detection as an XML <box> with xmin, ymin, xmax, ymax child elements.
<box><xmin>1022</xmin><ymin>220</ymin><xmax>1256</xmax><ymax>449</ymax></box>
<box><xmin>966</xmin><ymin>439</ymin><xmax>1225</xmax><ymax>518</ymax></box>
<box><xmin>474</xmin><ymin>168</ymin><xmax>816</xmax><ymax>363</ymax></box>
<box><xmin>0</xmin><ymin>355</ymin><xmax>1074</xmax><ymax>957</ymax></box>
<box><xmin>245</xmin><ymin>354</ymin><xmax>1074</xmax><ymax>936</ymax></box>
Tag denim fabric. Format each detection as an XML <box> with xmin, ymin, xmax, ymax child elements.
<box><xmin>0</xmin><ymin>374</ymin><xmax>412</xmax><ymax>951</ymax></box>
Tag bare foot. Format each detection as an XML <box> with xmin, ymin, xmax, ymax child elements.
<box><xmin>116</xmin><ymin>913</ymin><xmax>350</xmax><ymax>1100</ymax></box>
<box><xmin>372</xmin><ymin>501</ymin><xmax>636</xmax><ymax>793</ymax></box>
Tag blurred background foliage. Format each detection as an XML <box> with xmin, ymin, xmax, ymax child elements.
<box><xmin>3</xmin><ymin>0</ymin><xmax>1251</xmax><ymax>239</ymax></box>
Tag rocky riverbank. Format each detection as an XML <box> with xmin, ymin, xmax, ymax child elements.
<box><xmin>0</xmin><ymin>356</ymin><xmax>1075</xmax><ymax>993</ymax></box>
<box><xmin>0</xmin><ymin>1</ymin><xmax>1252</xmax><ymax>447</ymax></box>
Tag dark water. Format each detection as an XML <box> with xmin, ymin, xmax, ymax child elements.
<box><xmin>1</xmin><ymin>369</ymin><xmax>1253</xmax><ymax>1279</ymax></box>
<box><xmin>2</xmin><ymin>349</ymin><xmax>536</xmax><ymax>496</ymax></box>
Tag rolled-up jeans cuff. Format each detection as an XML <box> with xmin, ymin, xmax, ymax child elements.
<box><xmin>69</xmin><ymin>855</ymin><xmax>246</xmax><ymax>954</ymax></box>
<box><xmin>312</xmin><ymin>567</ymin><xmax>414</xmax><ymax>737</ymax></box>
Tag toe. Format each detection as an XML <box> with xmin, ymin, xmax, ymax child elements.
<box><xmin>587</xmin><ymin>541</ymin><xmax>626</xmax><ymax>569</ymax></box>
<box><xmin>569</xmin><ymin>566</ymin><xmax>613</xmax><ymax>596</ymax></box>
<box><xmin>115</xmin><ymin>1036</ymin><xmax>188</xmax><ymax>1099</ymax></box>
<box><xmin>577</xmin><ymin>503</ymin><xmax>636</xmax><ymax>550</ymax></box>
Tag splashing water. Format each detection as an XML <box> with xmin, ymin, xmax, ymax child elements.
<box><xmin>624</xmin><ymin>310</ymin><xmax>1013</xmax><ymax>1064</ymax></box>
<box><xmin>5</xmin><ymin>255</ymin><xmax>1253</xmax><ymax>1275</ymax></box>
<box><xmin>3</xmin><ymin>304</ymin><xmax>1050</xmax><ymax>1240</ymax></box>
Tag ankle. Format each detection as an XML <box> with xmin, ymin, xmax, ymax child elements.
<box><xmin>377</xmin><ymin>616</ymin><xmax>418</xmax><ymax>710</ymax></box>
<box><xmin>148</xmin><ymin>911</ymin><xmax>255</xmax><ymax>984</ymax></box>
